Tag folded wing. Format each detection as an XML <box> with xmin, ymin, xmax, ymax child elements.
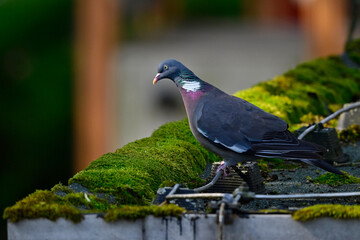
<box><xmin>195</xmin><ymin>94</ymin><xmax>343</xmax><ymax>175</ymax></box>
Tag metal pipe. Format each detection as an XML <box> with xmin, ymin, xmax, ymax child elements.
<box><xmin>193</xmin><ymin>170</ymin><xmax>223</xmax><ymax>193</ymax></box>
<box><xmin>159</xmin><ymin>184</ymin><xmax>181</xmax><ymax>206</ymax></box>
<box><xmin>167</xmin><ymin>183</ymin><xmax>180</xmax><ymax>196</ymax></box>
<box><xmin>166</xmin><ymin>193</ymin><xmax>225</xmax><ymax>200</ymax></box>
<box><xmin>166</xmin><ymin>191</ymin><xmax>360</xmax><ymax>201</ymax></box>
<box><xmin>255</xmin><ymin>191</ymin><xmax>360</xmax><ymax>199</ymax></box>
<box><xmin>218</xmin><ymin>203</ymin><xmax>225</xmax><ymax>240</ymax></box>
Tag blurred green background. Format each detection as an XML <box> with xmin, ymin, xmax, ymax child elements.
<box><xmin>0</xmin><ymin>0</ymin><xmax>73</xmax><ymax>238</ymax></box>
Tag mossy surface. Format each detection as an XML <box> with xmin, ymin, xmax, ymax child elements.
<box><xmin>151</xmin><ymin>118</ymin><xmax>221</xmax><ymax>163</ymax></box>
<box><xmin>69</xmin><ymin>135</ymin><xmax>215</xmax><ymax>205</ymax></box>
<box><xmin>104</xmin><ymin>204</ymin><xmax>185</xmax><ymax>221</ymax></box>
<box><xmin>51</xmin><ymin>182</ymin><xmax>74</xmax><ymax>194</ymax></box>
<box><xmin>293</xmin><ymin>204</ymin><xmax>360</xmax><ymax>221</ymax></box>
<box><xmin>312</xmin><ymin>172</ymin><xmax>360</xmax><ymax>186</ymax></box>
<box><xmin>64</xmin><ymin>193</ymin><xmax>115</xmax><ymax>212</ymax></box>
<box><xmin>258</xmin><ymin>158</ymin><xmax>300</xmax><ymax>173</ymax></box>
<box><xmin>338</xmin><ymin>124</ymin><xmax>360</xmax><ymax>144</ymax></box>
<box><xmin>3</xmin><ymin>189</ymin><xmax>184</xmax><ymax>223</ymax></box>
<box><xmin>233</xmin><ymin>57</ymin><xmax>360</xmax><ymax>129</ymax></box>
<box><xmin>259</xmin><ymin>209</ymin><xmax>291</xmax><ymax>214</ymax></box>
<box><xmin>299</xmin><ymin>112</ymin><xmax>339</xmax><ymax>129</ymax></box>
<box><xmin>3</xmin><ymin>190</ymin><xmax>83</xmax><ymax>223</ymax></box>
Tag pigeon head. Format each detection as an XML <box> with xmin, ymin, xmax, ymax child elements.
<box><xmin>153</xmin><ymin>59</ymin><xmax>186</xmax><ymax>84</ymax></box>
<box><xmin>153</xmin><ymin>59</ymin><xmax>205</xmax><ymax>94</ymax></box>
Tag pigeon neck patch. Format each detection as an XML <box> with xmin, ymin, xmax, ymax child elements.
<box><xmin>176</xmin><ymin>71</ymin><xmax>203</xmax><ymax>93</ymax></box>
<box><xmin>180</xmin><ymin>80</ymin><xmax>201</xmax><ymax>92</ymax></box>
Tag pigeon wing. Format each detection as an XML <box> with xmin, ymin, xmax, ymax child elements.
<box><xmin>195</xmin><ymin>94</ymin><xmax>289</xmax><ymax>154</ymax></box>
<box><xmin>194</xmin><ymin>93</ymin><xmax>343</xmax><ymax>175</ymax></box>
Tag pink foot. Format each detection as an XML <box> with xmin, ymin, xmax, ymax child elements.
<box><xmin>216</xmin><ymin>161</ymin><xmax>231</xmax><ymax>178</ymax></box>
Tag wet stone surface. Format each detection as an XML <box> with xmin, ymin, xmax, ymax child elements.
<box><xmin>342</xmin><ymin>143</ymin><xmax>360</xmax><ymax>162</ymax></box>
<box><xmin>241</xmin><ymin>163</ymin><xmax>360</xmax><ymax>211</ymax></box>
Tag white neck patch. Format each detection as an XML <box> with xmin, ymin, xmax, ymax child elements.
<box><xmin>181</xmin><ymin>81</ymin><xmax>201</xmax><ymax>92</ymax></box>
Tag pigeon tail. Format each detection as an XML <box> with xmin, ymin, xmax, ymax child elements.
<box><xmin>253</xmin><ymin>139</ymin><xmax>343</xmax><ymax>175</ymax></box>
<box><xmin>255</xmin><ymin>152</ymin><xmax>343</xmax><ymax>175</ymax></box>
<box><xmin>301</xmin><ymin>159</ymin><xmax>344</xmax><ymax>175</ymax></box>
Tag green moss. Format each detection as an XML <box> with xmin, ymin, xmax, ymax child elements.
<box><xmin>313</xmin><ymin>171</ymin><xmax>360</xmax><ymax>186</ymax></box>
<box><xmin>259</xmin><ymin>209</ymin><xmax>291</xmax><ymax>214</ymax></box>
<box><xmin>159</xmin><ymin>180</ymin><xmax>178</xmax><ymax>188</ymax></box>
<box><xmin>338</xmin><ymin>124</ymin><xmax>360</xmax><ymax>144</ymax></box>
<box><xmin>298</xmin><ymin>113</ymin><xmax>337</xmax><ymax>128</ymax></box>
<box><xmin>258</xmin><ymin>158</ymin><xmax>300</xmax><ymax>172</ymax></box>
<box><xmin>51</xmin><ymin>182</ymin><xmax>74</xmax><ymax>194</ymax></box>
<box><xmin>104</xmin><ymin>204</ymin><xmax>185</xmax><ymax>221</ymax></box>
<box><xmin>3</xmin><ymin>189</ymin><xmax>182</xmax><ymax>223</ymax></box>
<box><xmin>234</xmin><ymin>56</ymin><xmax>360</xmax><ymax>126</ymax></box>
<box><xmin>151</xmin><ymin>119</ymin><xmax>221</xmax><ymax>163</ymax></box>
<box><xmin>64</xmin><ymin>193</ymin><xmax>115</xmax><ymax>211</ymax></box>
<box><xmin>293</xmin><ymin>204</ymin><xmax>360</xmax><ymax>221</ymax></box>
<box><xmin>3</xmin><ymin>190</ymin><xmax>83</xmax><ymax>223</ymax></box>
<box><xmin>69</xmin><ymin>136</ymin><xmax>212</xmax><ymax>205</ymax></box>
<box><xmin>69</xmin><ymin>168</ymin><xmax>154</xmax><ymax>205</ymax></box>
<box><xmin>3</xmin><ymin>190</ymin><xmax>121</xmax><ymax>223</ymax></box>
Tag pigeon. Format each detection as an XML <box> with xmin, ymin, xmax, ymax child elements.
<box><xmin>153</xmin><ymin>59</ymin><xmax>343</xmax><ymax>176</ymax></box>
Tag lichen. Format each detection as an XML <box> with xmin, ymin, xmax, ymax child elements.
<box><xmin>312</xmin><ymin>171</ymin><xmax>360</xmax><ymax>186</ymax></box>
<box><xmin>293</xmin><ymin>204</ymin><xmax>360</xmax><ymax>221</ymax></box>
<box><xmin>104</xmin><ymin>204</ymin><xmax>185</xmax><ymax>221</ymax></box>
<box><xmin>338</xmin><ymin>124</ymin><xmax>360</xmax><ymax>144</ymax></box>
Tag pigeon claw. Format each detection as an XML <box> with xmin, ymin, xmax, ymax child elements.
<box><xmin>216</xmin><ymin>161</ymin><xmax>231</xmax><ymax>178</ymax></box>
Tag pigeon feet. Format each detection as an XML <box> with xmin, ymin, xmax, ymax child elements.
<box><xmin>216</xmin><ymin>161</ymin><xmax>231</xmax><ymax>178</ymax></box>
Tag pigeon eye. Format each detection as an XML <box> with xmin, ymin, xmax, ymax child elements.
<box><xmin>164</xmin><ymin>65</ymin><xmax>169</xmax><ymax>70</ymax></box>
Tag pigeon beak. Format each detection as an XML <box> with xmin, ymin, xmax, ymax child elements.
<box><xmin>153</xmin><ymin>73</ymin><xmax>160</xmax><ymax>85</ymax></box>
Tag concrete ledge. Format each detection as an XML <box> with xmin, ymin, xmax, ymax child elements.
<box><xmin>8</xmin><ymin>213</ymin><xmax>360</xmax><ymax>240</ymax></box>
